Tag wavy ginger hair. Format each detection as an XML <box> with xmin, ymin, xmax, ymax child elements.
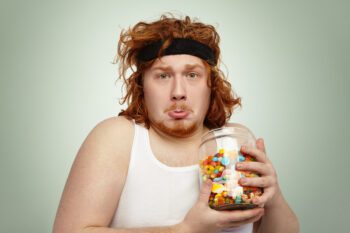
<box><xmin>115</xmin><ymin>14</ymin><xmax>241</xmax><ymax>129</ymax></box>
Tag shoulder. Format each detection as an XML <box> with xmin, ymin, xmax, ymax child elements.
<box><xmin>78</xmin><ymin>116</ymin><xmax>135</xmax><ymax>164</ymax></box>
<box><xmin>92</xmin><ymin>115</ymin><xmax>134</xmax><ymax>137</ymax></box>
<box><xmin>67</xmin><ymin>116</ymin><xmax>135</xmax><ymax>197</ymax></box>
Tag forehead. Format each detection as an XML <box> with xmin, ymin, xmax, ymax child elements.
<box><xmin>147</xmin><ymin>54</ymin><xmax>207</xmax><ymax>71</ymax></box>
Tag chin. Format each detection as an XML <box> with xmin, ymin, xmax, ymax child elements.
<box><xmin>152</xmin><ymin>119</ymin><xmax>198</xmax><ymax>138</ymax></box>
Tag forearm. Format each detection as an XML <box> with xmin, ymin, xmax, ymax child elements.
<box><xmin>257</xmin><ymin>188</ymin><xmax>300</xmax><ymax>233</ymax></box>
<box><xmin>81</xmin><ymin>223</ymin><xmax>188</xmax><ymax>233</ymax></box>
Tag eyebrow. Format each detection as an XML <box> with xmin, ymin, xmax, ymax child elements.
<box><xmin>150</xmin><ymin>65</ymin><xmax>172</xmax><ymax>71</ymax></box>
<box><xmin>184</xmin><ymin>64</ymin><xmax>205</xmax><ymax>71</ymax></box>
<box><xmin>150</xmin><ymin>63</ymin><xmax>206</xmax><ymax>71</ymax></box>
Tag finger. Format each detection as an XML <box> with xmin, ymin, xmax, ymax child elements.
<box><xmin>218</xmin><ymin>209</ymin><xmax>264</xmax><ymax>228</ymax></box>
<box><xmin>252</xmin><ymin>188</ymin><xmax>274</xmax><ymax>206</ymax></box>
<box><xmin>236</xmin><ymin>161</ymin><xmax>270</xmax><ymax>175</ymax></box>
<box><xmin>219</xmin><ymin>207</ymin><xmax>264</xmax><ymax>223</ymax></box>
<box><xmin>240</xmin><ymin>146</ymin><xmax>267</xmax><ymax>163</ymax></box>
<box><xmin>198</xmin><ymin>179</ymin><xmax>212</xmax><ymax>205</ymax></box>
<box><xmin>239</xmin><ymin>176</ymin><xmax>271</xmax><ymax>188</ymax></box>
<box><xmin>256</xmin><ymin>138</ymin><xmax>266</xmax><ymax>154</ymax></box>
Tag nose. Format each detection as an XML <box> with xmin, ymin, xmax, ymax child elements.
<box><xmin>171</xmin><ymin>76</ymin><xmax>187</xmax><ymax>101</ymax></box>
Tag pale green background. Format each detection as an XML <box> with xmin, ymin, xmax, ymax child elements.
<box><xmin>1</xmin><ymin>0</ymin><xmax>349</xmax><ymax>232</ymax></box>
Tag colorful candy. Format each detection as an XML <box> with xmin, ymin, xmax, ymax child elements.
<box><xmin>211</xmin><ymin>183</ymin><xmax>225</xmax><ymax>193</ymax></box>
<box><xmin>221</xmin><ymin>156</ymin><xmax>230</xmax><ymax>166</ymax></box>
<box><xmin>200</xmin><ymin>148</ymin><xmax>263</xmax><ymax>210</ymax></box>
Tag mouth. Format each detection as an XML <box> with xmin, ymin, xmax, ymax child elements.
<box><xmin>168</xmin><ymin>110</ymin><xmax>189</xmax><ymax>120</ymax></box>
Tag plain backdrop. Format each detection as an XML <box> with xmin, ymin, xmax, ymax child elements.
<box><xmin>1</xmin><ymin>0</ymin><xmax>349</xmax><ymax>232</ymax></box>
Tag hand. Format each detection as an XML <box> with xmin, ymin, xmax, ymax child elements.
<box><xmin>180</xmin><ymin>179</ymin><xmax>264</xmax><ymax>233</ymax></box>
<box><xmin>236</xmin><ymin>138</ymin><xmax>280</xmax><ymax>208</ymax></box>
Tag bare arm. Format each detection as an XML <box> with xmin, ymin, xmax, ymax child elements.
<box><xmin>53</xmin><ymin>116</ymin><xmax>135</xmax><ymax>233</ymax></box>
<box><xmin>256</xmin><ymin>187</ymin><xmax>299</xmax><ymax>233</ymax></box>
<box><xmin>242</xmin><ymin>139</ymin><xmax>299</xmax><ymax>233</ymax></box>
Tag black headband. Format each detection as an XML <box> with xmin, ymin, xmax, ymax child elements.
<box><xmin>137</xmin><ymin>38</ymin><xmax>217</xmax><ymax>65</ymax></box>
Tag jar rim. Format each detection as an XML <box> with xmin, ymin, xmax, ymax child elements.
<box><xmin>200</xmin><ymin>126</ymin><xmax>255</xmax><ymax>147</ymax></box>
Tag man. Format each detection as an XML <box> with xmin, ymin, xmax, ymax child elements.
<box><xmin>53</xmin><ymin>15</ymin><xmax>299</xmax><ymax>233</ymax></box>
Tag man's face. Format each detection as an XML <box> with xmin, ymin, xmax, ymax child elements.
<box><xmin>143</xmin><ymin>54</ymin><xmax>211</xmax><ymax>138</ymax></box>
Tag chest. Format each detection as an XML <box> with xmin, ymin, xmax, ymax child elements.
<box><xmin>149</xmin><ymin>137</ymin><xmax>200</xmax><ymax>167</ymax></box>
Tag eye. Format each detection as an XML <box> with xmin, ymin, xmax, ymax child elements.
<box><xmin>159</xmin><ymin>73</ymin><xmax>170</xmax><ymax>79</ymax></box>
<box><xmin>187</xmin><ymin>72</ymin><xmax>199</xmax><ymax>79</ymax></box>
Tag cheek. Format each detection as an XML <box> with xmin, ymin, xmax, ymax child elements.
<box><xmin>143</xmin><ymin>86</ymin><xmax>167</xmax><ymax>113</ymax></box>
<box><xmin>200</xmin><ymin>87</ymin><xmax>211</xmax><ymax>103</ymax></box>
<box><xmin>203</xmin><ymin>92</ymin><xmax>211</xmax><ymax>112</ymax></box>
<box><xmin>202</xmin><ymin>88</ymin><xmax>211</xmax><ymax>111</ymax></box>
<box><xmin>192</xmin><ymin>87</ymin><xmax>211</xmax><ymax>113</ymax></box>
<box><xmin>144</xmin><ymin>92</ymin><xmax>157</xmax><ymax>112</ymax></box>
<box><xmin>145</xmin><ymin>87</ymin><xmax>164</xmax><ymax>99</ymax></box>
<box><xmin>144</xmin><ymin>79</ymin><xmax>165</xmax><ymax>98</ymax></box>
<box><xmin>143</xmin><ymin>80</ymin><xmax>155</xmax><ymax>100</ymax></box>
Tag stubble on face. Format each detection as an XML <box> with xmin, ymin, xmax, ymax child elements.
<box><xmin>152</xmin><ymin>120</ymin><xmax>198</xmax><ymax>138</ymax></box>
<box><xmin>150</xmin><ymin>103</ymin><xmax>199</xmax><ymax>138</ymax></box>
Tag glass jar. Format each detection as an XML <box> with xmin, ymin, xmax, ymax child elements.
<box><xmin>199</xmin><ymin>126</ymin><xmax>263</xmax><ymax>210</ymax></box>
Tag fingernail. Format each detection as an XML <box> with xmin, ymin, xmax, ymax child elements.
<box><xmin>205</xmin><ymin>179</ymin><xmax>212</xmax><ymax>186</ymax></box>
<box><xmin>236</xmin><ymin>163</ymin><xmax>243</xmax><ymax>169</ymax></box>
<box><xmin>240</xmin><ymin>178</ymin><xmax>247</xmax><ymax>185</ymax></box>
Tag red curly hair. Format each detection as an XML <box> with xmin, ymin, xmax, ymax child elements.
<box><xmin>115</xmin><ymin>14</ymin><xmax>241</xmax><ymax>129</ymax></box>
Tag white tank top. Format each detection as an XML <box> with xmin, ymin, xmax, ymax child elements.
<box><xmin>109</xmin><ymin>123</ymin><xmax>253</xmax><ymax>233</ymax></box>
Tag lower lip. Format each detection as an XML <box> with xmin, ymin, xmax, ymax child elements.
<box><xmin>168</xmin><ymin>111</ymin><xmax>189</xmax><ymax>119</ymax></box>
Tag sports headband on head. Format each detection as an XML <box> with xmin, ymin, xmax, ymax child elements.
<box><xmin>137</xmin><ymin>38</ymin><xmax>217</xmax><ymax>66</ymax></box>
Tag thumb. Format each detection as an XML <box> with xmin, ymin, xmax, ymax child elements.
<box><xmin>257</xmin><ymin>138</ymin><xmax>266</xmax><ymax>153</ymax></box>
<box><xmin>199</xmin><ymin>179</ymin><xmax>212</xmax><ymax>204</ymax></box>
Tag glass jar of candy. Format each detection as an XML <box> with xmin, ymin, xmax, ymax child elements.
<box><xmin>199</xmin><ymin>126</ymin><xmax>263</xmax><ymax>210</ymax></box>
